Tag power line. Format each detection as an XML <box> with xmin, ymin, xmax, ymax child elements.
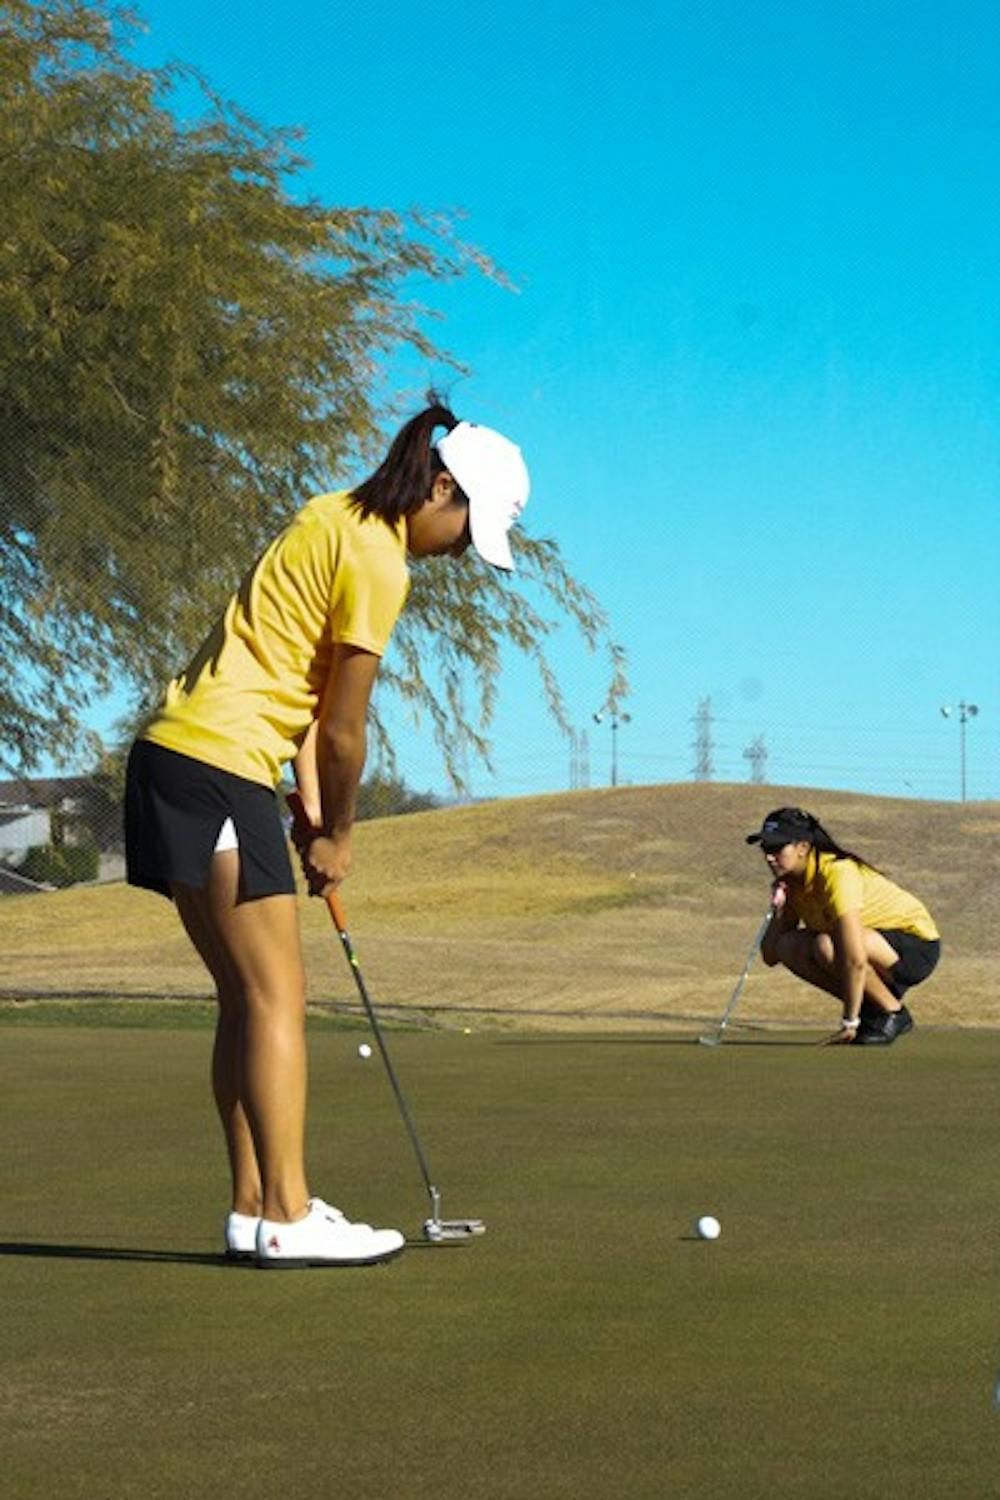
<box><xmin>742</xmin><ymin>734</ymin><xmax>768</xmax><ymax>784</ymax></box>
<box><xmin>691</xmin><ymin>697</ymin><xmax>714</xmax><ymax>782</ymax></box>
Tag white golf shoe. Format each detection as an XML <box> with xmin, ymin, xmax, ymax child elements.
<box><xmin>255</xmin><ymin>1197</ymin><xmax>405</xmax><ymax>1269</ymax></box>
<box><xmin>224</xmin><ymin>1210</ymin><xmax>260</xmax><ymax>1260</ymax></box>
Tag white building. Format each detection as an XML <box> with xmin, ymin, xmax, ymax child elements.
<box><xmin>0</xmin><ymin>777</ymin><xmax>109</xmax><ymax>890</ymax></box>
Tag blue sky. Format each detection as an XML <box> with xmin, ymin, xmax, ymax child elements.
<box><xmin>99</xmin><ymin>0</ymin><xmax>1000</xmax><ymax>801</ymax></box>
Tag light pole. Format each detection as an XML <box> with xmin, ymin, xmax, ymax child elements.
<box><xmin>593</xmin><ymin>705</ymin><xmax>631</xmax><ymax>787</ymax></box>
<box><xmin>940</xmin><ymin>701</ymin><xmax>979</xmax><ymax>802</ymax></box>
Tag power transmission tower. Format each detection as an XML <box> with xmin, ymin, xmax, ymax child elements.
<box><xmin>569</xmin><ymin>728</ymin><xmax>590</xmax><ymax>790</ymax></box>
<box><xmin>691</xmin><ymin>697</ymin><xmax>714</xmax><ymax>781</ymax></box>
<box><xmin>743</xmin><ymin>734</ymin><xmax>768</xmax><ymax>784</ymax></box>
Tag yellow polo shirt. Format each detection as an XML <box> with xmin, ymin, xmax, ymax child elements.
<box><xmin>144</xmin><ymin>492</ymin><xmax>409</xmax><ymax>787</ymax></box>
<box><xmin>790</xmin><ymin>850</ymin><xmax>939</xmax><ymax>941</ymax></box>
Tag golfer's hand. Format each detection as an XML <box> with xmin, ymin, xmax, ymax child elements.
<box><xmin>303</xmin><ymin>832</ymin><xmax>352</xmax><ymax>897</ymax></box>
<box><xmin>289</xmin><ymin>800</ymin><xmax>322</xmax><ymax>857</ymax></box>
<box><xmin>770</xmin><ymin>881</ymin><xmax>788</xmax><ymax>911</ymax></box>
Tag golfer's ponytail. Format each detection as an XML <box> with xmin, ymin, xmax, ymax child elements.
<box><xmin>806</xmin><ymin>813</ymin><xmax>882</xmax><ymax>874</ymax></box>
<box><xmin>351</xmin><ymin>397</ymin><xmax>461</xmax><ymax>525</ymax></box>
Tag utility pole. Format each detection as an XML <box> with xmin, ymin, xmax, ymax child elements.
<box><xmin>743</xmin><ymin>734</ymin><xmax>768</xmax><ymax>784</ymax></box>
<box><xmin>940</xmin><ymin>701</ymin><xmax>980</xmax><ymax>802</ymax></box>
<box><xmin>593</xmin><ymin>706</ymin><xmax>630</xmax><ymax>787</ymax></box>
<box><xmin>692</xmin><ymin>697</ymin><xmax>714</xmax><ymax>782</ymax></box>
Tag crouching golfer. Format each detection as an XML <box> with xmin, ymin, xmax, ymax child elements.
<box><xmin>746</xmin><ymin>808</ymin><xmax>940</xmax><ymax>1046</ymax></box>
<box><xmin>125</xmin><ymin>403</ymin><xmax>529</xmax><ymax>1266</ymax></box>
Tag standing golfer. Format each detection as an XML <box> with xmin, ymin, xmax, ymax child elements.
<box><xmin>125</xmin><ymin>402</ymin><xmax>529</xmax><ymax>1266</ymax></box>
<box><xmin>746</xmin><ymin>808</ymin><xmax>940</xmax><ymax>1046</ymax></box>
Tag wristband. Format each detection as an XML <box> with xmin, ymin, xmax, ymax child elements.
<box><xmin>840</xmin><ymin>1017</ymin><xmax>860</xmax><ymax>1031</ymax></box>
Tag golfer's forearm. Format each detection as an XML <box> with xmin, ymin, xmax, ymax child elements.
<box><xmin>317</xmin><ymin>724</ymin><xmax>366</xmax><ymax>836</ymax></box>
<box><xmin>841</xmin><ymin>961</ymin><xmax>867</xmax><ymax>1019</ymax></box>
<box><xmin>293</xmin><ymin>721</ymin><xmax>321</xmax><ymax>816</ymax></box>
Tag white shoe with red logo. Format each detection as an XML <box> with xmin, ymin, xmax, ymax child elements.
<box><xmin>225</xmin><ymin>1210</ymin><xmax>259</xmax><ymax>1260</ymax></box>
<box><xmin>255</xmin><ymin>1197</ymin><xmax>405</xmax><ymax>1269</ymax></box>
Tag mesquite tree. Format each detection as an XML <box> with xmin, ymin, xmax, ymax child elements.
<box><xmin>0</xmin><ymin>1</ymin><xmax>625</xmax><ymax>785</ymax></box>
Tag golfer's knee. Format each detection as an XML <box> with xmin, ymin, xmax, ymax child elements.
<box><xmin>215</xmin><ymin>976</ymin><xmax>247</xmax><ymax>1015</ymax></box>
<box><xmin>813</xmin><ymin>933</ymin><xmax>835</xmax><ymax>967</ymax></box>
<box><xmin>771</xmin><ymin>932</ymin><xmax>799</xmax><ymax>968</ymax></box>
<box><xmin>242</xmin><ymin>977</ymin><xmax>306</xmax><ymax>1022</ymax></box>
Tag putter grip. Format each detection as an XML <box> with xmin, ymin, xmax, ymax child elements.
<box><xmin>286</xmin><ymin>788</ymin><xmax>309</xmax><ymax>833</ymax></box>
<box><xmin>285</xmin><ymin>790</ymin><xmax>348</xmax><ymax>931</ymax></box>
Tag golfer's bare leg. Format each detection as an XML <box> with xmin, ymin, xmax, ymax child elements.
<box><xmin>775</xmin><ymin>929</ymin><xmax>902</xmax><ymax>1011</ymax></box>
<box><xmin>774</xmin><ymin>930</ymin><xmax>842</xmax><ymax>1000</ymax></box>
<box><xmin>173</xmin><ymin>878</ymin><xmax>262</xmax><ymax>1217</ymax></box>
<box><xmin>173</xmin><ymin>851</ymin><xmax>310</xmax><ymax>1223</ymax></box>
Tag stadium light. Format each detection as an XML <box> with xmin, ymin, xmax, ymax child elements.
<box><xmin>593</xmin><ymin>704</ymin><xmax>631</xmax><ymax>787</ymax></box>
<box><xmin>939</xmin><ymin>701</ymin><xmax>980</xmax><ymax>802</ymax></box>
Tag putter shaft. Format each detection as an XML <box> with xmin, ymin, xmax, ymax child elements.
<box><xmin>329</xmin><ymin>900</ymin><xmax>486</xmax><ymax>1241</ymax></box>
<box><xmin>699</xmin><ymin>905</ymin><xmax>775</xmax><ymax>1045</ymax></box>
<box><xmin>287</xmin><ymin>793</ymin><xmax>484</xmax><ymax>1240</ymax></box>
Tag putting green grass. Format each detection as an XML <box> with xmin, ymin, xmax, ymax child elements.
<box><xmin>3</xmin><ymin>1023</ymin><xmax>999</xmax><ymax>1498</ymax></box>
<box><xmin>0</xmin><ymin>997</ymin><xmax>380</xmax><ymax>1031</ymax></box>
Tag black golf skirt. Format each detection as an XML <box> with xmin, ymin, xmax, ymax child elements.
<box><xmin>879</xmin><ymin>929</ymin><xmax>941</xmax><ymax>999</ymax></box>
<box><xmin>125</xmin><ymin>739</ymin><xmax>295</xmax><ymax>901</ymax></box>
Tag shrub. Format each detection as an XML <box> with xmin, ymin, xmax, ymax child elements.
<box><xmin>20</xmin><ymin>844</ymin><xmax>100</xmax><ymax>888</ymax></box>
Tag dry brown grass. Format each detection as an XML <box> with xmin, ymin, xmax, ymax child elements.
<box><xmin>3</xmin><ymin>783</ymin><xmax>996</xmax><ymax>1030</ymax></box>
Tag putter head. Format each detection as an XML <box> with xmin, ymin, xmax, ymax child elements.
<box><xmin>423</xmin><ymin>1217</ymin><xmax>486</xmax><ymax>1242</ymax></box>
<box><xmin>697</xmin><ymin>1034</ymin><xmax>723</xmax><ymax>1047</ymax></box>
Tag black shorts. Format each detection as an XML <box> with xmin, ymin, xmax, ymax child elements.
<box><xmin>878</xmin><ymin>929</ymin><xmax>941</xmax><ymax>1000</ymax></box>
<box><xmin>125</xmin><ymin>739</ymin><xmax>295</xmax><ymax>901</ymax></box>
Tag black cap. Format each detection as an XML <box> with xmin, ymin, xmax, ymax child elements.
<box><xmin>745</xmin><ymin>807</ymin><xmax>815</xmax><ymax>847</ymax></box>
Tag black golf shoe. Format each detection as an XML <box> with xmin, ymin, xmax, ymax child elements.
<box><xmin>855</xmin><ymin>1004</ymin><xmax>914</xmax><ymax>1046</ymax></box>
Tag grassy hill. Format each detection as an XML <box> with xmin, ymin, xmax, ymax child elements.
<box><xmin>3</xmin><ymin>783</ymin><xmax>997</xmax><ymax>1031</ymax></box>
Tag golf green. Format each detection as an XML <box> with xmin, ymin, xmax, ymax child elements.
<box><xmin>2</xmin><ymin>1023</ymin><xmax>999</xmax><ymax>1498</ymax></box>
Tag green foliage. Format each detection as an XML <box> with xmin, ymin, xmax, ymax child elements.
<box><xmin>355</xmin><ymin>774</ymin><xmax>440</xmax><ymax>821</ymax></box>
<box><xmin>381</xmin><ymin>535</ymin><xmax>627</xmax><ymax>787</ymax></box>
<box><xmin>0</xmin><ymin>0</ymin><xmax>625</xmax><ymax>787</ymax></box>
<box><xmin>20</xmin><ymin>841</ymin><xmax>99</xmax><ymax>886</ymax></box>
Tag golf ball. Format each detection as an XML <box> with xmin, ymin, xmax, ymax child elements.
<box><xmin>358</xmin><ymin>1043</ymin><xmax>372</xmax><ymax>1059</ymax></box>
<box><xmin>696</xmin><ymin>1215</ymin><xmax>721</xmax><ymax>1241</ymax></box>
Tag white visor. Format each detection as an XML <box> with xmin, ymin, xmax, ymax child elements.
<box><xmin>435</xmin><ymin>421</ymin><xmax>530</xmax><ymax>571</ymax></box>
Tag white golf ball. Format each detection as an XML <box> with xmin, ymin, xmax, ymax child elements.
<box><xmin>358</xmin><ymin>1043</ymin><xmax>372</xmax><ymax>1059</ymax></box>
<box><xmin>696</xmin><ymin>1214</ymin><xmax>721</xmax><ymax>1241</ymax></box>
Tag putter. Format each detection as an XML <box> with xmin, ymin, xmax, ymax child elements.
<box><xmin>697</xmin><ymin>905</ymin><xmax>776</xmax><ymax>1047</ymax></box>
<box><xmin>288</xmin><ymin>793</ymin><xmax>485</xmax><ymax>1243</ymax></box>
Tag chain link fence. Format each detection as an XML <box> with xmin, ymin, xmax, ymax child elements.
<box><xmin>0</xmin><ymin>764</ymin><xmax>445</xmax><ymax>894</ymax></box>
<box><xmin>0</xmin><ymin>773</ymin><xmax>124</xmax><ymax>893</ymax></box>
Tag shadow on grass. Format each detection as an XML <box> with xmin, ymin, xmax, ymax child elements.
<box><xmin>0</xmin><ymin>1241</ymin><xmax>241</xmax><ymax>1267</ymax></box>
<box><xmin>496</xmin><ymin>1034</ymin><xmax>820</xmax><ymax>1048</ymax></box>
<box><xmin>0</xmin><ymin>1239</ymin><xmax>463</xmax><ymax>1264</ymax></box>
<box><xmin>402</xmin><ymin>1238</ymin><xmax>478</xmax><ymax>1251</ymax></box>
